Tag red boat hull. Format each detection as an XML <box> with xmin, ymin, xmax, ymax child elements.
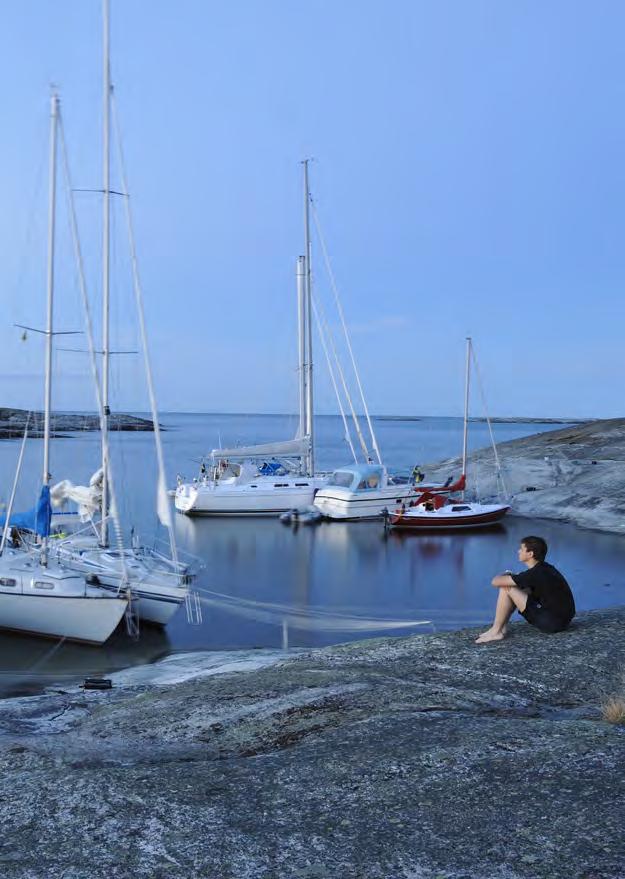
<box><xmin>390</xmin><ymin>505</ymin><xmax>510</xmax><ymax>530</ymax></box>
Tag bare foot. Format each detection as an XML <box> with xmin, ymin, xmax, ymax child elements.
<box><xmin>475</xmin><ymin>628</ymin><xmax>506</xmax><ymax>644</ymax></box>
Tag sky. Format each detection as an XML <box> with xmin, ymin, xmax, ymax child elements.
<box><xmin>1</xmin><ymin>1</ymin><xmax>624</xmax><ymax>419</ymax></box>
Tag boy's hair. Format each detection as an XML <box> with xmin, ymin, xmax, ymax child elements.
<box><xmin>521</xmin><ymin>536</ymin><xmax>548</xmax><ymax>562</ymax></box>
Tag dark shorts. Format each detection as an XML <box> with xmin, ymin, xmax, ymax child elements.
<box><xmin>521</xmin><ymin>597</ymin><xmax>570</xmax><ymax>633</ymax></box>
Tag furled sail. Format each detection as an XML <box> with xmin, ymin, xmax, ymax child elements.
<box><xmin>210</xmin><ymin>436</ymin><xmax>311</xmax><ymax>460</ymax></box>
<box><xmin>49</xmin><ymin>467</ymin><xmax>103</xmax><ymax>520</ymax></box>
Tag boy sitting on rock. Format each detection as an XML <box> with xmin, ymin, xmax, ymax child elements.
<box><xmin>476</xmin><ymin>535</ymin><xmax>575</xmax><ymax>644</ymax></box>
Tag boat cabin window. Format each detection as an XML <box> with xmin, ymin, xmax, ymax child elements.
<box><xmin>328</xmin><ymin>471</ymin><xmax>354</xmax><ymax>489</ymax></box>
<box><xmin>273</xmin><ymin>483</ymin><xmax>289</xmax><ymax>488</ymax></box>
<box><xmin>358</xmin><ymin>475</ymin><xmax>380</xmax><ymax>490</ymax></box>
<box><xmin>451</xmin><ymin>505</ymin><xmax>471</xmax><ymax>512</ymax></box>
<box><xmin>34</xmin><ymin>581</ymin><xmax>54</xmax><ymax>590</ymax></box>
<box><xmin>0</xmin><ymin>578</ymin><xmax>16</xmax><ymax>588</ymax></box>
<box><xmin>295</xmin><ymin>482</ymin><xmax>309</xmax><ymax>487</ymax></box>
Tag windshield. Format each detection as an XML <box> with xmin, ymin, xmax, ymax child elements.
<box><xmin>328</xmin><ymin>471</ymin><xmax>354</xmax><ymax>489</ymax></box>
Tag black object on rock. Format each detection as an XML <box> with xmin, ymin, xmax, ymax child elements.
<box><xmin>82</xmin><ymin>678</ymin><xmax>113</xmax><ymax>690</ymax></box>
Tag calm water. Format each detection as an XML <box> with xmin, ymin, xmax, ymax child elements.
<box><xmin>0</xmin><ymin>413</ymin><xmax>623</xmax><ymax>696</ymax></box>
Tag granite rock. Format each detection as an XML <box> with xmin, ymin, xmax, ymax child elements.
<box><xmin>0</xmin><ymin>608</ymin><xmax>622</xmax><ymax>878</ymax></box>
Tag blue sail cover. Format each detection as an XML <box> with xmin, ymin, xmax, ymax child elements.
<box><xmin>0</xmin><ymin>485</ymin><xmax>51</xmax><ymax>537</ymax></box>
<box><xmin>259</xmin><ymin>461</ymin><xmax>283</xmax><ymax>476</ymax></box>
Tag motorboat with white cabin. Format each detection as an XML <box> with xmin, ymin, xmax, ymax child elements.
<box><xmin>312</xmin><ymin>464</ymin><xmax>425</xmax><ymax>520</ymax></box>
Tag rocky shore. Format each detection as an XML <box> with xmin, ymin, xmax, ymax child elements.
<box><xmin>425</xmin><ymin>417</ymin><xmax>625</xmax><ymax>534</ymax></box>
<box><xmin>0</xmin><ymin>608</ymin><xmax>623</xmax><ymax>878</ymax></box>
<box><xmin>0</xmin><ymin>407</ymin><xmax>154</xmax><ymax>438</ymax></box>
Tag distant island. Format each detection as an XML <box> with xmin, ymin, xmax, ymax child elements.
<box><xmin>375</xmin><ymin>415</ymin><xmax>592</xmax><ymax>424</ymax></box>
<box><xmin>0</xmin><ymin>408</ymin><xmax>155</xmax><ymax>439</ymax></box>
<box><xmin>468</xmin><ymin>416</ymin><xmax>593</xmax><ymax>425</ymax></box>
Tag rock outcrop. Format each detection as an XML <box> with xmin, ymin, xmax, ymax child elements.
<box><xmin>0</xmin><ymin>407</ymin><xmax>154</xmax><ymax>438</ymax></box>
<box><xmin>0</xmin><ymin>609</ymin><xmax>622</xmax><ymax>878</ymax></box>
<box><xmin>426</xmin><ymin>417</ymin><xmax>625</xmax><ymax>534</ymax></box>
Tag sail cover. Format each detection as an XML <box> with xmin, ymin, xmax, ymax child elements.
<box><xmin>0</xmin><ymin>485</ymin><xmax>52</xmax><ymax>537</ymax></box>
<box><xmin>210</xmin><ymin>437</ymin><xmax>310</xmax><ymax>460</ymax></box>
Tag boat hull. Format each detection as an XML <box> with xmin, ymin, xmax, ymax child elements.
<box><xmin>389</xmin><ymin>504</ymin><xmax>510</xmax><ymax>530</ymax></box>
<box><xmin>0</xmin><ymin>592</ymin><xmax>127</xmax><ymax>644</ymax></box>
<box><xmin>313</xmin><ymin>485</ymin><xmax>419</xmax><ymax>520</ymax></box>
<box><xmin>91</xmin><ymin>577</ymin><xmax>185</xmax><ymax>626</ymax></box>
<box><xmin>175</xmin><ymin>478</ymin><xmax>326</xmax><ymax>516</ymax></box>
<box><xmin>52</xmin><ymin>546</ymin><xmax>188</xmax><ymax>627</ymax></box>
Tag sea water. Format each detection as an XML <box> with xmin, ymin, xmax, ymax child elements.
<box><xmin>0</xmin><ymin>413</ymin><xmax>623</xmax><ymax>695</ymax></box>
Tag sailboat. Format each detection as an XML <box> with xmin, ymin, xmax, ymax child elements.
<box><xmin>387</xmin><ymin>337</ymin><xmax>510</xmax><ymax>530</ymax></box>
<box><xmin>0</xmin><ymin>92</ymin><xmax>128</xmax><ymax>645</ymax></box>
<box><xmin>174</xmin><ymin>160</ymin><xmax>328</xmax><ymax>516</ymax></box>
<box><xmin>41</xmin><ymin>0</ymin><xmax>193</xmax><ymax>626</ymax></box>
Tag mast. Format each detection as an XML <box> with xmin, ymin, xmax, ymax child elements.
<box><xmin>462</xmin><ymin>336</ymin><xmax>471</xmax><ymax>498</ymax></box>
<box><xmin>296</xmin><ymin>255</ymin><xmax>307</xmax><ymax>475</ymax></box>
<box><xmin>100</xmin><ymin>0</ymin><xmax>111</xmax><ymax>547</ymax></box>
<box><xmin>302</xmin><ymin>159</ymin><xmax>314</xmax><ymax>476</ymax></box>
<box><xmin>42</xmin><ymin>91</ymin><xmax>59</xmax><ymax>565</ymax></box>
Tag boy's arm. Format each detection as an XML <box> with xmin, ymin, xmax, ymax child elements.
<box><xmin>491</xmin><ymin>573</ymin><xmax>516</xmax><ymax>588</ymax></box>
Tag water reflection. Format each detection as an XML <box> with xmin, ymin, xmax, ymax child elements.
<box><xmin>2</xmin><ymin>414</ymin><xmax>623</xmax><ymax>696</ymax></box>
<box><xmin>0</xmin><ymin>624</ymin><xmax>171</xmax><ymax>698</ymax></box>
<box><xmin>2</xmin><ymin>510</ymin><xmax>625</xmax><ymax>696</ymax></box>
<box><xmin>171</xmin><ymin>513</ymin><xmax>625</xmax><ymax>654</ymax></box>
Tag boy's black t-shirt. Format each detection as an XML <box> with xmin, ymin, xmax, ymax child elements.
<box><xmin>512</xmin><ymin>562</ymin><xmax>575</xmax><ymax>623</ymax></box>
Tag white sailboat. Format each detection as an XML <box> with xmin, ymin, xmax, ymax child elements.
<box><xmin>175</xmin><ymin>160</ymin><xmax>328</xmax><ymax>516</ymax></box>
<box><xmin>0</xmin><ymin>92</ymin><xmax>128</xmax><ymax>645</ymax></box>
<box><xmin>42</xmin><ymin>0</ymin><xmax>192</xmax><ymax>626</ymax></box>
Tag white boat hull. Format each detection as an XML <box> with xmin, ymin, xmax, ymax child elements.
<box><xmin>50</xmin><ymin>542</ymin><xmax>188</xmax><ymax>627</ymax></box>
<box><xmin>0</xmin><ymin>552</ymin><xmax>128</xmax><ymax>644</ymax></box>
<box><xmin>0</xmin><ymin>591</ymin><xmax>127</xmax><ymax>644</ymax></box>
<box><xmin>313</xmin><ymin>484</ymin><xmax>419</xmax><ymax>520</ymax></box>
<box><xmin>175</xmin><ymin>477</ymin><xmax>327</xmax><ymax>516</ymax></box>
<box><xmin>90</xmin><ymin>577</ymin><xmax>185</xmax><ymax>626</ymax></box>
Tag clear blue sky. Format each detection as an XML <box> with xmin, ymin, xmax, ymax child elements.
<box><xmin>1</xmin><ymin>1</ymin><xmax>624</xmax><ymax>418</ymax></box>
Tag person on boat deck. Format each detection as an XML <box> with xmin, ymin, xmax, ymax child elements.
<box><xmin>476</xmin><ymin>535</ymin><xmax>575</xmax><ymax>644</ymax></box>
<box><xmin>411</xmin><ymin>464</ymin><xmax>424</xmax><ymax>484</ymax></box>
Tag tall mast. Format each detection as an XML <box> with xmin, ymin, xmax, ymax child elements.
<box><xmin>42</xmin><ymin>91</ymin><xmax>59</xmax><ymax>565</ymax></box>
<box><xmin>302</xmin><ymin>159</ymin><xmax>314</xmax><ymax>476</ymax></box>
<box><xmin>462</xmin><ymin>336</ymin><xmax>471</xmax><ymax>498</ymax></box>
<box><xmin>296</xmin><ymin>255</ymin><xmax>307</xmax><ymax>474</ymax></box>
<box><xmin>100</xmin><ymin>0</ymin><xmax>111</xmax><ymax>547</ymax></box>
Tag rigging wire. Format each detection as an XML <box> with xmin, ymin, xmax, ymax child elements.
<box><xmin>311</xmin><ymin>296</ymin><xmax>359</xmax><ymax>463</ymax></box>
<box><xmin>309</xmin><ymin>196</ymin><xmax>383</xmax><ymax>466</ymax></box>
<box><xmin>110</xmin><ymin>89</ymin><xmax>184</xmax><ymax>596</ymax></box>
<box><xmin>57</xmin><ymin>102</ymin><xmax>131</xmax><ymax>598</ymax></box>
<box><xmin>313</xmin><ymin>288</ymin><xmax>370</xmax><ymax>460</ymax></box>
<box><xmin>10</xmin><ymin>124</ymin><xmax>49</xmax><ymax>319</ymax></box>
<box><xmin>470</xmin><ymin>342</ymin><xmax>509</xmax><ymax>499</ymax></box>
<box><xmin>193</xmin><ymin>586</ymin><xmax>431</xmax><ymax>632</ymax></box>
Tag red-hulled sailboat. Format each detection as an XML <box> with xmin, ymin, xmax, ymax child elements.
<box><xmin>387</xmin><ymin>339</ymin><xmax>510</xmax><ymax>531</ymax></box>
